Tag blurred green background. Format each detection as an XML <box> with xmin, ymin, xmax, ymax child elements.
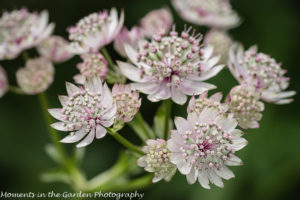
<box><xmin>0</xmin><ymin>0</ymin><xmax>299</xmax><ymax>199</ymax></box>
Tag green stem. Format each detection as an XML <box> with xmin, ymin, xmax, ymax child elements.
<box><xmin>9</xmin><ymin>86</ymin><xmax>26</xmax><ymax>95</ymax></box>
<box><xmin>107</xmin><ymin>128</ymin><xmax>144</xmax><ymax>155</ymax></box>
<box><xmin>128</xmin><ymin>112</ymin><xmax>155</xmax><ymax>141</ymax></box>
<box><xmin>101</xmin><ymin>47</ymin><xmax>115</xmax><ymax>70</ymax></box>
<box><xmin>22</xmin><ymin>51</ymin><xmax>29</xmax><ymax>62</ymax></box>
<box><xmin>163</xmin><ymin>99</ymin><xmax>172</xmax><ymax>140</ymax></box>
<box><xmin>38</xmin><ymin>92</ymin><xmax>66</xmax><ymax>159</ymax></box>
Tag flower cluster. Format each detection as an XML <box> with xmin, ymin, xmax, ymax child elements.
<box><xmin>49</xmin><ymin>77</ymin><xmax>116</xmax><ymax>148</ymax></box>
<box><xmin>171</xmin><ymin>0</ymin><xmax>240</xmax><ymax>29</ymax></box>
<box><xmin>228</xmin><ymin>44</ymin><xmax>295</xmax><ymax>104</ymax></box>
<box><xmin>118</xmin><ymin>26</ymin><xmax>224</xmax><ymax>105</ymax></box>
<box><xmin>227</xmin><ymin>85</ymin><xmax>264</xmax><ymax>129</ymax></box>
<box><xmin>0</xmin><ymin>8</ymin><xmax>54</xmax><ymax>60</ymax></box>
<box><xmin>16</xmin><ymin>57</ymin><xmax>54</xmax><ymax>94</ymax></box>
<box><xmin>73</xmin><ymin>52</ymin><xmax>108</xmax><ymax>84</ymax></box>
<box><xmin>137</xmin><ymin>139</ymin><xmax>177</xmax><ymax>183</ymax></box>
<box><xmin>68</xmin><ymin>8</ymin><xmax>124</xmax><ymax>54</ymax></box>
<box><xmin>168</xmin><ymin>109</ymin><xmax>247</xmax><ymax>188</ymax></box>
<box><xmin>112</xmin><ymin>84</ymin><xmax>141</xmax><ymax>123</ymax></box>
<box><xmin>37</xmin><ymin>35</ymin><xmax>73</xmax><ymax>63</ymax></box>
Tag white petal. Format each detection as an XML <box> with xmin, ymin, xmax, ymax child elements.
<box><xmin>210</xmin><ymin>92</ymin><xmax>223</xmax><ymax>102</ymax></box>
<box><xmin>177</xmin><ymin>160</ymin><xmax>192</xmax><ymax>175</ymax></box>
<box><xmin>58</xmin><ymin>95</ymin><xmax>69</xmax><ymax>106</ymax></box>
<box><xmin>208</xmin><ymin>170</ymin><xmax>224</xmax><ymax>188</ymax></box>
<box><xmin>215</xmin><ymin>166</ymin><xmax>235</xmax><ymax>180</ymax></box>
<box><xmin>198</xmin><ymin>171</ymin><xmax>211</xmax><ymax>189</ymax></box>
<box><xmin>180</xmin><ymin>80</ymin><xmax>216</xmax><ymax>95</ymax></box>
<box><xmin>231</xmin><ymin>138</ymin><xmax>248</xmax><ymax>151</ymax></box>
<box><xmin>137</xmin><ymin>156</ymin><xmax>147</xmax><ymax>167</ymax></box>
<box><xmin>60</xmin><ymin>128</ymin><xmax>86</xmax><ymax>143</ymax></box>
<box><xmin>152</xmin><ymin>174</ymin><xmax>164</xmax><ymax>183</ymax></box>
<box><xmin>171</xmin><ymin>86</ymin><xmax>187</xmax><ymax>105</ymax></box>
<box><xmin>225</xmin><ymin>155</ymin><xmax>243</xmax><ymax>166</ymax></box>
<box><xmin>118</xmin><ymin>61</ymin><xmax>146</xmax><ymax>82</ymax></box>
<box><xmin>131</xmin><ymin>81</ymin><xmax>160</xmax><ymax>94</ymax></box>
<box><xmin>96</xmin><ymin>125</ymin><xmax>107</xmax><ymax>139</ymax></box>
<box><xmin>48</xmin><ymin>109</ymin><xmax>65</xmax><ymax>121</ymax></box>
<box><xmin>76</xmin><ymin>128</ymin><xmax>95</xmax><ymax>148</ymax></box>
<box><xmin>51</xmin><ymin>122</ymin><xmax>68</xmax><ymax>131</ymax></box>
<box><xmin>186</xmin><ymin>167</ymin><xmax>198</xmax><ymax>184</ymax></box>
<box><xmin>66</xmin><ymin>82</ymin><xmax>80</xmax><ymax>96</ymax></box>
<box><xmin>174</xmin><ymin>117</ymin><xmax>190</xmax><ymax>134</ymax></box>
<box><xmin>124</xmin><ymin>44</ymin><xmax>139</xmax><ymax>65</ymax></box>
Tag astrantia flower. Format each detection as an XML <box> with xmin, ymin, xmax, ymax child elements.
<box><xmin>188</xmin><ymin>91</ymin><xmax>228</xmax><ymax>115</ymax></box>
<box><xmin>68</xmin><ymin>8</ymin><xmax>124</xmax><ymax>54</ymax></box>
<box><xmin>49</xmin><ymin>77</ymin><xmax>117</xmax><ymax>148</ymax></box>
<box><xmin>16</xmin><ymin>57</ymin><xmax>54</xmax><ymax>94</ymax></box>
<box><xmin>168</xmin><ymin>108</ymin><xmax>247</xmax><ymax>189</ymax></box>
<box><xmin>118</xmin><ymin>26</ymin><xmax>224</xmax><ymax>105</ymax></box>
<box><xmin>140</xmin><ymin>7</ymin><xmax>173</xmax><ymax>38</ymax></box>
<box><xmin>228</xmin><ymin>44</ymin><xmax>296</xmax><ymax>104</ymax></box>
<box><xmin>113</xmin><ymin>26</ymin><xmax>144</xmax><ymax>57</ymax></box>
<box><xmin>0</xmin><ymin>66</ymin><xmax>8</xmax><ymax>97</ymax></box>
<box><xmin>73</xmin><ymin>52</ymin><xmax>108</xmax><ymax>84</ymax></box>
<box><xmin>112</xmin><ymin>84</ymin><xmax>141</xmax><ymax>123</ymax></box>
<box><xmin>204</xmin><ymin>29</ymin><xmax>232</xmax><ymax>64</ymax></box>
<box><xmin>137</xmin><ymin>139</ymin><xmax>177</xmax><ymax>183</ymax></box>
<box><xmin>37</xmin><ymin>35</ymin><xmax>73</xmax><ymax>63</ymax></box>
<box><xmin>171</xmin><ymin>0</ymin><xmax>240</xmax><ymax>29</ymax></box>
<box><xmin>227</xmin><ymin>85</ymin><xmax>264</xmax><ymax>129</ymax></box>
<box><xmin>0</xmin><ymin>8</ymin><xmax>54</xmax><ymax>60</ymax></box>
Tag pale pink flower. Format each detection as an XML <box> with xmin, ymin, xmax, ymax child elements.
<box><xmin>228</xmin><ymin>44</ymin><xmax>296</xmax><ymax>104</ymax></box>
<box><xmin>204</xmin><ymin>29</ymin><xmax>232</xmax><ymax>64</ymax></box>
<box><xmin>168</xmin><ymin>108</ymin><xmax>247</xmax><ymax>189</ymax></box>
<box><xmin>137</xmin><ymin>139</ymin><xmax>177</xmax><ymax>183</ymax></box>
<box><xmin>16</xmin><ymin>57</ymin><xmax>54</xmax><ymax>94</ymax></box>
<box><xmin>113</xmin><ymin>26</ymin><xmax>144</xmax><ymax>57</ymax></box>
<box><xmin>112</xmin><ymin>84</ymin><xmax>141</xmax><ymax>123</ymax></box>
<box><xmin>140</xmin><ymin>7</ymin><xmax>173</xmax><ymax>38</ymax></box>
<box><xmin>0</xmin><ymin>66</ymin><xmax>8</xmax><ymax>97</ymax></box>
<box><xmin>68</xmin><ymin>8</ymin><xmax>124</xmax><ymax>54</ymax></box>
<box><xmin>0</xmin><ymin>8</ymin><xmax>54</xmax><ymax>60</ymax></box>
<box><xmin>73</xmin><ymin>52</ymin><xmax>108</xmax><ymax>85</ymax></box>
<box><xmin>188</xmin><ymin>91</ymin><xmax>228</xmax><ymax>115</ymax></box>
<box><xmin>227</xmin><ymin>85</ymin><xmax>264</xmax><ymax>129</ymax></box>
<box><xmin>171</xmin><ymin>0</ymin><xmax>240</xmax><ymax>29</ymax></box>
<box><xmin>37</xmin><ymin>35</ymin><xmax>73</xmax><ymax>63</ymax></box>
<box><xmin>118</xmin><ymin>26</ymin><xmax>224</xmax><ymax>105</ymax></box>
<box><xmin>49</xmin><ymin>77</ymin><xmax>117</xmax><ymax>148</ymax></box>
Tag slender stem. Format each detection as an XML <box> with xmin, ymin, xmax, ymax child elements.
<box><xmin>22</xmin><ymin>51</ymin><xmax>29</xmax><ymax>62</ymax></box>
<box><xmin>163</xmin><ymin>99</ymin><xmax>172</xmax><ymax>140</ymax></box>
<box><xmin>107</xmin><ymin>128</ymin><xmax>144</xmax><ymax>155</ymax></box>
<box><xmin>101</xmin><ymin>47</ymin><xmax>115</xmax><ymax>70</ymax></box>
<box><xmin>9</xmin><ymin>86</ymin><xmax>26</xmax><ymax>95</ymax></box>
<box><xmin>38</xmin><ymin>92</ymin><xmax>66</xmax><ymax>159</ymax></box>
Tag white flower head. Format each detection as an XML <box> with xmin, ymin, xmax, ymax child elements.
<box><xmin>113</xmin><ymin>26</ymin><xmax>144</xmax><ymax>57</ymax></box>
<box><xmin>118</xmin><ymin>26</ymin><xmax>224</xmax><ymax>105</ymax></box>
<box><xmin>204</xmin><ymin>29</ymin><xmax>232</xmax><ymax>64</ymax></box>
<box><xmin>16</xmin><ymin>57</ymin><xmax>54</xmax><ymax>94</ymax></box>
<box><xmin>68</xmin><ymin>8</ymin><xmax>124</xmax><ymax>54</ymax></box>
<box><xmin>188</xmin><ymin>91</ymin><xmax>228</xmax><ymax>115</ymax></box>
<box><xmin>37</xmin><ymin>35</ymin><xmax>74</xmax><ymax>63</ymax></box>
<box><xmin>168</xmin><ymin>108</ymin><xmax>247</xmax><ymax>189</ymax></box>
<box><xmin>227</xmin><ymin>85</ymin><xmax>264</xmax><ymax>129</ymax></box>
<box><xmin>73</xmin><ymin>52</ymin><xmax>108</xmax><ymax>85</ymax></box>
<box><xmin>0</xmin><ymin>8</ymin><xmax>54</xmax><ymax>60</ymax></box>
<box><xmin>112</xmin><ymin>84</ymin><xmax>141</xmax><ymax>123</ymax></box>
<box><xmin>140</xmin><ymin>7</ymin><xmax>173</xmax><ymax>38</ymax></box>
<box><xmin>49</xmin><ymin>77</ymin><xmax>117</xmax><ymax>148</ymax></box>
<box><xmin>0</xmin><ymin>65</ymin><xmax>8</xmax><ymax>97</ymax></box>
<box><xmin>228</xmin><ymin>44</ymin><xmax>296</xmax><ymax>104</ymax></box>
<box><xmin>137</xmin><ymin>139</ymin><xmax>177</xmax><ymax>183</ymax></box>
<box><xmin>171</xmin><ymin>0</ymin><xmax>240</xmax><ymax>29</ymax></box>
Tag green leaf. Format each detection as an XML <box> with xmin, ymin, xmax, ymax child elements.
<box><xmin>153</xmin><ymin>102</ymin><xmax>173</xmax><ymax>138</ymax></box>
<box><xmin>45</xmin><ymin>144</ymin><xmax>63</xmax><ymax>164</ymax></box>
<box><xmin>128</xmin><ymin>112</ymin><xmax>155</xmax><ymax>141</ymax></box>
<box><xmin>40</xmin><ymin>168</ymin><xmax>71</xmax><ymax>184</ymax></box>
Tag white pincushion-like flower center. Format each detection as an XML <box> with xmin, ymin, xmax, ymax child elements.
<box><xmin>191</xmin><ymin>98</ymin><xmax>224</xmax><ymax>114</ymax></box>
<box><xmin>136</xmin><ymin>29</ymin><xmax>203</xmax><ymax>86</ymax></box>
<box><xmin>229</xmin><ymin>87</ymin><xmax>263</xmax><ymax>123</ymax></box>
<box><xmin>78</xmin><ymin>54</ymin><xmax>107</xmax><ymax>79</ymax></box>
<box><xmin>244</xmin><ymin>49</ymin><xmax>289</xmax><ymax>91</ymax></box>
<box><xmin>0</xmin><ymin>9</ymin><xmax>37</xmax><ymax>44</ymax></box>
<box><xmin>69</xmin><ymin>11</ymin><xmax>110</xmax><ymax>42</ymax></box>
<box><xmin>181</xmin><ymin>122</ymin><xmax>233</xmax><ymax>170</ymax></box>
<box><xmin>145</xmin><ymin>143</ymin><xmax>172</xmax><ymax>173</ymax></box>
<box><xmin>62</xmin><ymin>91</ymin><xmax>104</xmax><ymax>133</ymax></box>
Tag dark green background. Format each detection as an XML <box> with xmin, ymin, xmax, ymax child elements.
<box><xmin>0</xmin><ymin>0</ymin><xmax>299</xmax><ymax>199</ymax></box>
